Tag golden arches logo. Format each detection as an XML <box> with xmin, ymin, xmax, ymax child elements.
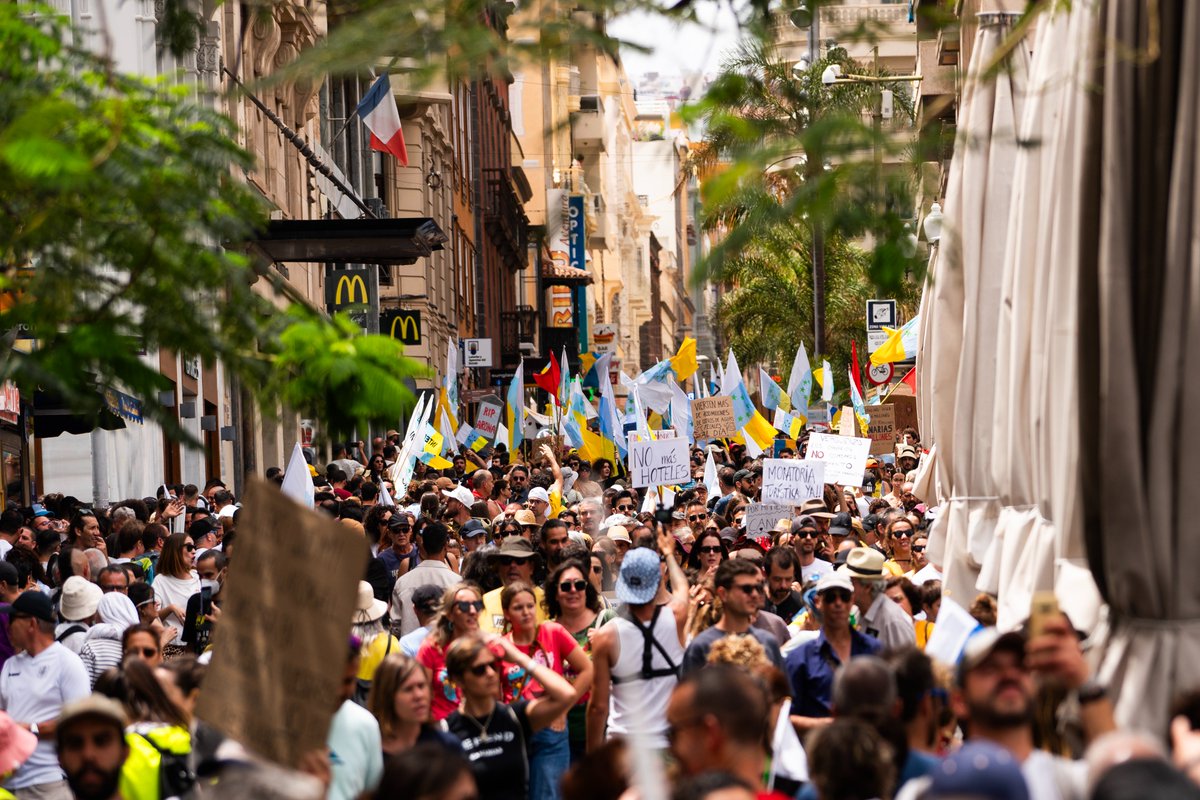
<box><xmin>389</xmin><ymin>313</ymin><xmax>420</xmax><ymax>343</ymax></box>
<box><xmin>333</xmin><ymin>274</ymin><xmax>369</xmax><ymax>305</ymax></box>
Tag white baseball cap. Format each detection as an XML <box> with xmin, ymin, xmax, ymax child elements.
<box><xmin>442</xmin><ymin>486</ymin><xmax>474</xmax><ymax>508</ymax></box>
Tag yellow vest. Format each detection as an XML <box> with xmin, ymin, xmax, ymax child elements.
<box><xmin>120</xmin><ymin>725</ymin><xmax>193</xmax><ymax>800</ymax></box>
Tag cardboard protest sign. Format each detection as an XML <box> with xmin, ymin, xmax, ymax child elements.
<box><xmin>196</xmin><ymin>479</ymin><xmax>369</xmax><ymax>767</ymax></box>
<box><xmin>691</xmin><ymin>396</ymin><xmax>737</xmax><ymax>440</ymax></box>
<box><xmin>838</xmin><ymin>405</ymin><xmax>857</xmax><ymax>437</ymax></box>
<box><xmin>474</xmin><ymin>397</ymin><xmax>503</xmax><ymax>439</ymax></box>
<box><xmin>744</xmin><ymin>503</ymin><xmax>795</xmax><ymax>537</ymax></box>
<box><xmin>627</xmin><ymin>437</ymin><xmax>690</xmax><ymax>488</ymax></box>
<box><xmin>806</xmin><ymin>432</ymin><xmax>872</xmax><ymax>486</ymax></box>
<box><xmin>884</xmin><ymin>395</ymin><xmax>918</xmax><ymax>440</ymax></box>
<box><xmin>761</xmin><ymin>459</ymin><xmax>825</xmax><ymax>506</ymax></box>
<box><xmin>865</xmin><ymin>403</ymin><xmax>896</xmax><ymax>455</ymax></box>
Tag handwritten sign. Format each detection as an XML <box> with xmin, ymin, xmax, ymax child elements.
<box><xmin>761</xmin><ymin>459</ymin><xmax>825</xmax><ymax>506</ymax></box>
<box><xmin>744</xmin><ymin>503</ymin><xmax>794</xmax><ymax>537</ymax></box>
<box><xmin>691</xmin><ymin>396</ymin><xmax>737</xmax><ymax>440</ymax></box>
<box><xmin>865</xmin><ymin>403</ymin><xmax>896</xmax><ymax>455</ymax></box>
<box><xmin>627</xmin><ymin>437</ymin><xmax>691</xmax><ymax>488</ymax></box>
<box><xmin>474</xmin><ymin>397</ymin><xmax>503</xmax><ymax>439</ymax></box>
<box><xmin>196</xmin><ymin>479</ymin><xmax>369</xmax><ymax>767</ymax></box>
<box><xmin>806</xmin><ymin>432</ymin><xmax>872</xmax><ymax>487</ymax></box>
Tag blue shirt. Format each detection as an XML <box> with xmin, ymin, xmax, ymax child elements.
<box><xmin>377</xmin><ymin>546</ymin><xmax>420</xmax><ymax>595</ymax></box>
<box><xmin>784</xmin><ymin>627</ymin><xmax>881</xmax><ymax>719</ymax></box>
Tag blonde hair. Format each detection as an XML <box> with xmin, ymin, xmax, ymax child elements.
<box><xmin>368</xmin><ymin>653</ymin><xmax>425</xmax><ymax>739</ymax></box>
<box><xmin>430</xmin><ymin>582</ymin><xmax>482</xmax><ymax>647</ymax></box>
<box><xmin>706</xmin><ymin>634</ymin><xmax>769</xmax><ymax>669</ymax></box>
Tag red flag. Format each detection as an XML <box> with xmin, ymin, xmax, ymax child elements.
<box><xmin>900</xmin><ymin>367</ymin><xmax>917</xmax><ymax>395</ymax></box>
<box><xmin>532</xmin><ymin>352</ymin><xmax>561</xmax><ymax>402</ymax></box>
<box><xmin>850</xmin><ymin>340</ymin><xmax>865</xmax><ymax>399</ymax></box>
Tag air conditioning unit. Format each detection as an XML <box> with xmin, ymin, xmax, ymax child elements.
<box><xmin>519</xmin><ymin>342</ymin><xmax>537</xmax><ymax>355</ymax></box>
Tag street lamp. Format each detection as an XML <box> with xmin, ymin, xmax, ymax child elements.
<box><xmin>789</xmin><ymin>2</ymin><xmax>813</xmax><ymax>29</ymax></box>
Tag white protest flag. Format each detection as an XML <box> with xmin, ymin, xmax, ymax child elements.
<box><xmin>668</xmin><ymin>379</ymin><xmax>692</xmax><ymax>441</ymax></box>
<box><xmin>497</xmin><ymin>422</ymin><xmax>510</xmax><ymax>451</ymax></box>
<box><xmin>820</xmin><ymin>359</ymin><xmax>834</xmax><ymax>402</ymax></box>
<box><xmin>389</xmin><ymin>393</ymin><xmax>429</xmax><ymax>485</ymax></box>
<box><xmin>641</xmin><ymin>485</ymin><xmax>658</xmax><ymax>514</ymax></box>
<box><xmin>704</xmin><ymin>450</ymin><xmax>720</xmax><ymax>497</ymax></box>
<box><xmin>445</xmin><ymin>336</ymin><xmax>459</xmax><ymax>410</ymax></box>
<box><xmin>280</xmin><ymin>442</ymin><xmax>315</xmax><ymax>509</ymax></box>
<box><xmin>395</xmin><ymin>396</ymin><xmax>434</xmax><ymax>489</ymax></box>
<box><xmin>721</xmin><ymin>350</ymin><xmax>740</xmax><ymax>395</ymax></box>
<box><xmin>787</xmin><ymin>342</ymin><xmax>812</xmax><ymax>415</ymax></box>
<box><xmin>769</xmin><ymin>698</ymin><xmax>809</xmax><ymax>786</ymax></box>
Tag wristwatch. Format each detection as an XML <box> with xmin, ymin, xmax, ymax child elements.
<box><xmin>29</xmin><ymin>722</ymin><xmax>38</xmax><ymax>736</ymax></box>
<box><xmin>1076</xmin><ymin>680</ymin><xmax>1108</xmax><ymax>706</ymax></box>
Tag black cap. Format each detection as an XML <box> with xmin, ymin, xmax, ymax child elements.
<box><xmin>12</xmin><ymin>590</ymin><xmax>54</xmax><ymax>622</ymax></box>
<box><xmin>0</xmin><ymin>561</ymin><xmax>18</xmax><ymax>588</ymax></box>
<box><xmin>829</xmin><ymin>511</ymin><xmax>853</xmax><ymax>537</ymax></box>
<box><xmin>733</xmin><ymin>469</ymin><xmax>752</xmax><ymax>483</ymax></box>
<box><xmin>411</xmin><ymin>584</ymin><xmax>444</xmax><ymax>613</ymax></box>
<box><xmin>387</xmin><ymin>514</ymin><xmax>412</xmax><ymax>530</ymax></box>
<box><xmin>189</xmin><ymin>516</ymin><xmax>217</xmax><ymax>539</ymax></box>
<box><xmin>863</xmin><ymin>513</ymin><xmax>881</xmax><ymax>530</ymax></box>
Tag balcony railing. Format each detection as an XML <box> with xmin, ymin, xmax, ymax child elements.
<box><xmin>499</xmin><ymin>305</ymin><xmax>537</xmax><ymax>365</ymax></box>
<box><xmin>483</xmin><ymin>167</ymin><xmax>530</xmax><ymax>271</ymax></box>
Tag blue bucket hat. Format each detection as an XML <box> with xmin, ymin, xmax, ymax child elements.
<box><xmin>615</xmin><ymin>548</ymin><xmax>661</xmax><ymax>605</ymax></box>
<box><xmin>927</xmin><ymin>741</ymin><xmax>1028</xmax><ymax>800</ymax></box>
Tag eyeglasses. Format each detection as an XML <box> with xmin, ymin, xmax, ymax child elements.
<box><xmin>822</xmin><ymin>589</ymin><xmax>853</xmax><ymax>604</ymax></box>
<box><xmin>559</xmin><ymin>579</ymin><xmax>588</xmax><ymax>593</ymax></box>
<box><xmin>795</xmin><ymin>529</ymin><xmax>818</xmax><ymax>539</ymax></box>
<box><xmin>732</xmin><ymin>583</ymin><xmax>765</xmax><ymax>595</ymax></box>
<box><xmin>455</xmin><ymin>600</ymin><xmax>484</xmax><ymax>614</ymax></box>
<box><xmin>500</xmin><ymin>557</ymin><xmax>531</xmax><ymax>567</ymax></box>
<box><xmin>697</xmin><ymin>545</ymin><xmax>722</xmax><ymax>554</ymax></box>
<box><xmin>125</xmin><ymin>647</ymin><xmax>157</xmax><ymax>659</ymax></box>
<box><xmin>892</xmin><ymin>528</ymin><xmax>914</xmax><ymax>539</ymax></box>
<box><xmin>184</xmin><ymin>544</ymin><xmax>196</xmax><ymax>552</ymax></box>
<box><xmin>468</xmin><ymin>660</ymin><xmax>498</xmax><ymax>677</ymax></box>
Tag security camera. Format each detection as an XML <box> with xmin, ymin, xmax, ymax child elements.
<box><xmin>821</xmin><ymin>64</ymin><xmax>842</xmax><ymax>86</ymax></box>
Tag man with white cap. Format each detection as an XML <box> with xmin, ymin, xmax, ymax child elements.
<box><xmin>526</xmin><ymin>486</ymin><xmax>552</xmax><ymax>526</ymax></box>
<box><xmin>784</xmin><ymin>571</ymin><xmax>882</xmax><ymax>732</ymax></box>
<box><xmin>841</xmin><ymin>547</ymin><xmax>916</xmax><ymax>651</ymax></box>
<box><xmin>586</xmin><ymin>532</ymin><xmax>689</xmax><ymax>752</ymax></box>
<box><xmin>54</xmin><ymin>577</ymin><xmax>103</xmax><ymax>657</ymax></box>
<box><xmin>441</xmin><ymin>485</ymin><xmax>474</xmax><ymax>531</ymax></box>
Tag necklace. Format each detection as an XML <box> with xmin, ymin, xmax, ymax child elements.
<box><xmin>463</xmin><ymin>704</ymin><xmax>496</xmax><ymax>743</ymax></box>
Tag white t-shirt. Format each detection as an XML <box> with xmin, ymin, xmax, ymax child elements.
<box><xmin>0</xmin><ymin>539</ymin><xmax>10</xmax><ymax>559</ymax></box>
<box><xmin>326</xmin><ymin>699</ymin><xmax>383</xmax><ymax>800</ymax></box>
<box><xmin>0</xmin><ymin>642</ymin><xmax>91</xmax><ymax>789</ymax></box>
<box><xmin>153</xmin><ymin>572</ymin><xmax>200</xmax><ymax>636</ymax></box>
<box><xmin>1022</xmin><ymin>749</ymin><xmax>1086</xmax><ymax>800</ymax></box>
<box><xmin>800</xmin><ymin>558</ymin><xmax>834</xmax><ymax>584</ymax></box>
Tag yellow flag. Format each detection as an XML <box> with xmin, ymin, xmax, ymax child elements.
<box><xmin>648</xmin><ymin>411</ymin><xmax>664</xmax><ymax>430</ymax></box>
<box><xmin>744</xmin><ymin>410</ymin><xmax>777</xmax><ymax>449</ymax></box>
<box><xmin>813</xmin><ymin>367</ymin><xmax>826</xmax><ymax>388</ymax></box>
<box><xmin>670</xmin><ymin>337</ymin><xmax>698</xmax><ymax>381</ymax></box>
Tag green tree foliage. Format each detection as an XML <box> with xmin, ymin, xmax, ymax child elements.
<box><xmin>0</xmin><ymin>6</ymin><xmax>424</xmax><ymax>442</ymax></box>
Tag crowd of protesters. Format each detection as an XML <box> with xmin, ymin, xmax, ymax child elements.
<box><xmin>4</xmin><ymin>431</ymin><xmax>1200</xmax><ymax>800</ymax></box>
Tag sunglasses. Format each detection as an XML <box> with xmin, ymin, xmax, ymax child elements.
<box><xmin>688</xmin><ymin>513</ymin><xmax>707</xmax><ymax>522</ymax></box>
<box><xmin>892</xmin><ymin>529</ymin><xmax>914</xmax><ymax>539</ymax></box>
<box><xmin>102</xmin><ymin>585</ymin><xmax>128</xmax><ymax>593</ymax></box>
<box><xmin>559</xmin><ymin>579</ymin><xmax>588</xmax><ymax>593</ymax></box>
<box><xmin>468</xmin><ymin>660</ymin><xmax>498</xmax><ymax>677</ymax></box>
<box><xmin>184</xmin><ymin>544</ymin><xmax>196</xmax><ymax>552</ymax></box>
<box><xmin>590</xmin><ymin>565</ymin><xmax>603</xmax><ymax>574</ymax></box>
<box><xmin>697</xmin><ymin>545</ymin><xmax>722</xmax><ymax>554</ymax></box>
<box><xmin>455</xmin><ymin>600</ymin><xmax>484</xmax><ymax>614</ymax></box>
<box><xmin>822</xmin><ymin>589</ymin><xmax>853</xmax><ymax>604</ymax></box>
<box><xmin>393</xmin><ymin>525</ymin><xmax>412</xmax><ymax>533</ymax></box>
<box><xmin>733</xmin><ymin>583</ymin><xmax>765</xmax><ymax>595</ymax></box>
<box><xmin>125</xmin><ymin>647</ymin><xmax>157</xmax><ymax>659</ymax></box>
<box><xmin>616</xmin><ymin>504</ymin><xmax>634</xmax><ymax>512</ymax></box>
<box><xmin>500</xmin><ymin>557</ymin><xmax>531</xmax><ymax>567</ymax></box>
<box><xmin>912</xmin><ymin>544</ymin><xmax>926</xmax><ymax>552</ymax></box>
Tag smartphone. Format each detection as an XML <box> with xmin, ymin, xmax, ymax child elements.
<box><xmin>1028</xmin><ymin>591</ymin><xmax>1059</xmax><ymax>638</ymax></box>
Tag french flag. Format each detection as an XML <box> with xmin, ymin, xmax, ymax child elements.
<box><xmin>357</xmin><ymin>74</ymin><xmax>408</xmax><ymax>166</ymax></box>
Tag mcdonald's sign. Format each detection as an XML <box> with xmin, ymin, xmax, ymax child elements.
<box><xmin>381</xmin><ymin>309</ymin><xmax>421</xmax><ymax>345</ymax></box>
<box><xmin>324</xmin><ymin>268</ymin><xmax>374</xmax><ymax>310</ymax></box>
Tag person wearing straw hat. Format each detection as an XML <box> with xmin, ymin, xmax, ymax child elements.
<box><xmin>352</xmin><ymin>581</ymin><xmax>400</xmax><ymax>701</ymax></box>
<box><xmin>840</xmin><ymin>547</ymin><xmax>916</xmax><ymax>651</ymax></box>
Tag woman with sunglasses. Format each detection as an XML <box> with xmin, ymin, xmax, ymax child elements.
<box><xmin>543</xmin><ymin>560</ymin><xmax>613</xmax><ymax>761</ymax></box>
<box><xmin>687</xmin><ymin>530</ymin><xmax>727</xmax><ymax>575</ymax></box>
<box><xmin>418</xmin><ymin>582</ymin><xmax>486</xmax><ymax>721</ymax></box>
<box><xmin>358</xmin><ymin>454</ymin><xmax>389</xmax><ymax>485</ymax></box>
<box><xmin>587</xmin><ymin>551</ymin><xmax>612</xmax><ymax>595</ymax></box>
<box><xmin>370</xmin><ymin>653</ymin><xmax>462</xmax><ymax>758</ymax></box>
<box><xmin>501</xmin><ymin>581</ymin><xmax>592</xmax><ymax>799</ymax></box>
<box><xmin>153</xmin><ymin>533</ymin><xmax>200</xmax><ymax>648</ymax></box>
<box><xmin>883</xmin><ymin>517</ymin><xmax>917</xmax><ymax>577</ymax></box>
<box><xmin>443</xmin><ymin>632</ymin><xmax>577</xmax><ymax>800</ymax></box>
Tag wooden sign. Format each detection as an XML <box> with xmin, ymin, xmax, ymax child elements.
<box><xmin>865</xmin><ymin>403</ymin><xmax>897</xmax><ymax>455</ymax></box>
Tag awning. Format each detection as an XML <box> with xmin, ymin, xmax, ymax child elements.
<box><xmin>32</xmin><ymin>389</ymin><xmax>126</xmax><ymax>438</ymax></box>
<box><xmin>249</xmin><ymin>218</ymin><xmax>447</xmax><ymax>265</ymax></box>
<box><xmin>541</xmin><ymin>260</ymin><xmax>593</xmax><ymax>285</ymax></box>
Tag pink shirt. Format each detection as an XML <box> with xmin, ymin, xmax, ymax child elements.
<box><xmin>503</xmin><ymin>621</ymin><xmax>576</xmax><ymax>703</ymax></box>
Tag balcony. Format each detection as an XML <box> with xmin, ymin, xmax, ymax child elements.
<box><xmin>500</xmin><ymin>305</ymin><xmax>538</xmax><ymax>366</ymax></box>
<box><xmin>572</xmin><ymin>96</ymin><xmax>606</xmax><ymax>153</ymax></box>
<box><xmin>482</xmin><ymin>167</ymin><xmax>530</xmax><ymax>270</ymax></box>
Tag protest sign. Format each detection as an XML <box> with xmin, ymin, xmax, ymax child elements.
<box><xmin>761</xmin><ymin>459</ymin><xmax>825</xmax><ymax>506</ymax></box>
<box><xmin>196</xmin><ymin>479</ymin><xmax>369</xmax><ymax>767</ymax></box>
<box><xmin>691</xmin><ymin>396</ymin><xmax>737</xmax><ymax>440</ymax></box>
<box><xmin>838</xmin><ymin>405</ymin><xmax>857</xmax><ymax>437</ymax></box>
<box><xmin>627</xmin><ymin>437</ymin><xmax>691</xmax><ymax>488</ymax></box>
<box><xmin>884</xmin><ymin>395</ymin><xmax>918</xmax><ymax>440</ymax></box>
<box><xmin>865</xmin><ymin>403</ymin><xmax>896</xmax><ymax>455</ymax></box>
<box><xmin>744</xmin><ymin>503</ymin><xmax>794</xmax><ymax>537</ymax></box>
<box><xmin>474</xmin><ymin>396</ymin><xmax>503</xmax><ymax>439</ymax></box>
<box><xmin>806</xmin><ymin>432</ymin><xmax>872</xmax><ymax>486</ymax></box>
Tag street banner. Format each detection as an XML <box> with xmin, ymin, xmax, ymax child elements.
<box><xmin>865</xmin><ymin>403</ymin><xmax>897</xmax><ymax>455</ymax></box>
<box><xmin>692</xmin><ymin>396</ymin><xmax>737</xmax><ymax>440</ymax></box>
<box><xmin>744</xmin><ymin>503</ymin><xmax>794</xmax><ymax>537</ymax></box>
<box><xmin>761</xmin><ymin>459</ymin><xmax>825</xmax><ymax>506</ymax></box>
<box><xmin>627</xmin><ymin>436</ymin><xmax>690</xmax><ymax>488</ymax></box>
<box><xmin>807</xmin><ymin>432</ymin><xmax>872</xmax><ymax>486</ymax></box>
<box><xmin>196</xmin><ymin>479</ymin><xmax>369</xmax><ymax>767</ymax></box>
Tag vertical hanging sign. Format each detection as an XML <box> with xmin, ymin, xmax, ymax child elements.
<box><xmin>568</xmin><ymin>194</ymin><xmax>586</xmax><ymax>271</ymax></box>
